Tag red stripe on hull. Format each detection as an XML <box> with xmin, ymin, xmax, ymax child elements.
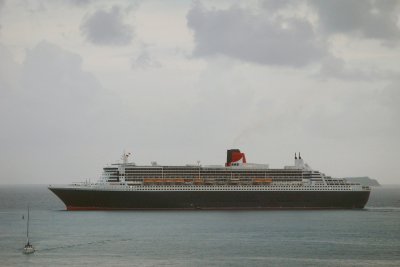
<box><xmin>66</xmin><ymin>206</ymin><xmax>360</xmax><ymax>211</ymax></box>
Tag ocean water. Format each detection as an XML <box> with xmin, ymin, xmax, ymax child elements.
<box><xmin>0</xmin><ymin>185</ymin><xmax>399</xmax><ymax>267</ymax></box>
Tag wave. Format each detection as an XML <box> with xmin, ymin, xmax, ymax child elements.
<box><xmin>364</xmin><ymin>207</ymin><xmax>400</xmax><ymax>212</ymax></box>
<box><xmin>38</xmin><ymin>237</ymin><xmax>134</xmax><ymax>252</ymax></box>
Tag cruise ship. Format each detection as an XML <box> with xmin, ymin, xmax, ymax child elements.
<box><xmin>49</xmin><ymin>149</ymin><xmax>371</xmax><ymax>210</ymax></box>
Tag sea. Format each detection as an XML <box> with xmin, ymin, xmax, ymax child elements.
<box><xmin>0</xmin><ymin>185</ymin><xmax>399</xmax><ymax>267</ymax></box>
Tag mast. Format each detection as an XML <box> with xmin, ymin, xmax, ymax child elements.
<box><xmin>26</xmin><ymin>205</ymin><xmax>30</xmax><ymax>244</ymax></box>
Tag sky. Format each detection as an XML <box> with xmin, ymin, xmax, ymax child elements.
<box><xmin>0</xmin><ymin>0</ymin><xmax>399</xmax><ymax>184</ymax></box>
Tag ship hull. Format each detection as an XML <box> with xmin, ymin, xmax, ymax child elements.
<box><xmin>49</xmin><ymin>188</ymin><xmax>370</xmax><ymax>210</ymax></box>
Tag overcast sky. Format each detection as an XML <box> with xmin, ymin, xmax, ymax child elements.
<box><xmin>0</xmin><ymin>0</ymin><xmax>399</xmax><ymax>184</ymax></box>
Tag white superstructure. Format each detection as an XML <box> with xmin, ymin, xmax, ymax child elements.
<box><xmin>69</xmin><ymin>151</ymin><xmax>370</xmax><ymax>193</ymax></box>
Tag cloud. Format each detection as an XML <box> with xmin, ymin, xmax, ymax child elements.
<box><xmin>380</xmin><ymin>78</ymin><xmax>400</xmax><ymax>118</ymax></box>
<box><xmin>187</xmin><ymin>2</ymin><xmax>326</xmax><ymax>67</ymax></box>
<box><xmin>0</xmin><ymin>41</ymin><xmax>104</xmax><ymax>148</ymax></box>
<box><xmin>0</xmin><ymin>44</ymin><xmax>21</xmax><ymax>97</ymax></box>
<box><xmin>0</xmin><ymin>0</ymin><xmax>4</xmax><ymax>33</ymax></box>
<box><xmin>261</xmin><ymin>0</ymin><xmax>294</xmax><ymax>11</ymax></box>
<box><xmin>309</xmin><ymin>0</ymin><xmax>400</xmax><ymax>43</ymax></box>
<box><xmin>131</xmin><ymin>44</ymin><xmax>162</xmax><ymax>69</ymax></box>
<box><xmin>317</xmin><ymin>56</ymin><xmax>399</xmax><ymax>81</ymax></box>
<box><xmin>131</xmin><ymin>50</ymin><xmax>161</xmax><ymax>69</ymax></box>
<box><xmin>186</xmin><ymin>0</ymin><xmax>400</xmax><ymax>73</ymax></box>
<box><xmin>69</xmin><ymin>0</ymin><xmax>92</xmax><ymax>6</ymax></box>
<box><xmin>0</xmin><ymin>42</ymin><xmax>112</xmax><ymax>154</ymax></box>
<box><xmin>80</xmin><ymin>6</ymin><xmax>133</xmax><ymax>46</ymax></box>
<box><xmin>0</xmin><ymin>41</ymin><xmax>121</xmax><ymax>183</ymax></box>
<box><xmin>21</xmin><ymin>41</ymin><xmax>100</xmax><ymax>104</ymax></box>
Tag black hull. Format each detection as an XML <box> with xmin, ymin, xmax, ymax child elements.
<box><xmin>49</xmin><ymin>188</ymin><xmax>370</xmax><ymax>210</ymax></box>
